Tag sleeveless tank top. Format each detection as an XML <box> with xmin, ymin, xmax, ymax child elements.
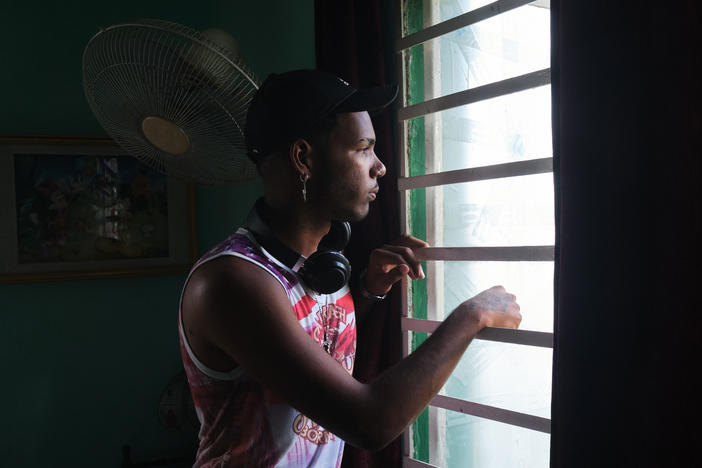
<box><xmin>178</xmin><ymin>228</ymin><xmax>356</xmax><ymax>467</ymax></box>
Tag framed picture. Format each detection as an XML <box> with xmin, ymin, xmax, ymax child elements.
<box><xmin>0</xmin><ymin>135</ymin><xmax>196</xmax><ymax>283</ymax></box>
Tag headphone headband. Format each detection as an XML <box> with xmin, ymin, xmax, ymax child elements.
<box><xmin>246</xmin><ymin>199</ymin><xmax>304</xmax><ymax>271</ymax></box>
<box><xmin>245</xmin><ymin>199</ymin><xmax>352</xmax><ymax>293</ymax></box>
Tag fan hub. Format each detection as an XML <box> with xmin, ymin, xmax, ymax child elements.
<box><xmin>141</xmin><ymin>116</ymin><xmax>191</xmax><ymax>155</ymax></box>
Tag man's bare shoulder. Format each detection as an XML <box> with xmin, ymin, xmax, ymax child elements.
<box><xmin>183</xmin><ymin>255</ymin><xmax>284</xmax><ymax>315</ymax></box>
<box><xmin>181</xmin><ymin>254</ymin><xmax>293</xmax><ymax>371</ymax></box>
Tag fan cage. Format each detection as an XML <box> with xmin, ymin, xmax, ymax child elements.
<box><xmin>83</xmin><ymin>19</ymin><xmax>261</xmax><ymax>185</ymax></box>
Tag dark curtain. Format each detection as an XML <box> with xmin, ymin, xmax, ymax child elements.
<box><xmin>551</xmin><ymin>1</ymin><xmax>702</xmax><ymax>466</ymax></box>
<box><xmin>315</xmin><ymin>1</ymin><xmax>403</xmax><ymax>467</ymax></box>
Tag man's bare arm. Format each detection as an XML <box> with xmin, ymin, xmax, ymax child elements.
<box><xmin>182</xmin><ymin>255</ymin><xmax>520</xmax><ymax>451</ymax></box>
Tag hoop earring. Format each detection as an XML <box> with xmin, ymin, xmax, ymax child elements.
<box><xmin>300</xmin><ymin>173</ymin><xmax>309</xmax><ymax>202</ymax></box>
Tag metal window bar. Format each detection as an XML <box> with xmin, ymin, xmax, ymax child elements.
<box><xmin>398</xmin><ymin>157</ymin><xmax>553</xmax><ymax>191</ymax></box>
<box><xmin>430</xmin><ymin>394</ymin><xmax>552</xmax><ymax>433</ymax></box>
<box><xmin>402</xmin><ymin>317</ymin><xmax>553</xmax><ymax>348</ymax></box>
<box><xmin>404</xmin><ymin>457</ymin><xmax>440</xmax><ymax>468</ymax></box>
<box><xmin>398</xmin><ymin>68</ymin><xmax>551</xmax><ymax>121</ymax></box>
<box><xmin>413</xmin><ymin>246</ymin><xmax>555</xmax><ymax>262</ymax></box>
<box><xmin>396</xmin><ymin>0</ymin><xmax>537</xmax><ymax>52</ymax></box>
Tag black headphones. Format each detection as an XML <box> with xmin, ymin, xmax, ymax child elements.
<box><xmin>246</xmin><ymin>199</ymin><xmax>352</xmax><ymax>294</ymax></box>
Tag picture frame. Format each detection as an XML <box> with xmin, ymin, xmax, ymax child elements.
<box><xmin>0</xmin><ymin>135</ymin><xmax>197</xmax><ymax>284</ymax></box>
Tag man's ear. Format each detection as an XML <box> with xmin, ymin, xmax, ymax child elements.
<box><xmin>289</xmin><ymin>138</ymin><xmax>314</xmax><ymax>176</ymax></box>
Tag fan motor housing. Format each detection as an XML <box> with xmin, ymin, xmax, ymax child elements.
<box><xmin>141</xmin><ymin>116</ymin><xmax>191</xmax><ymax>155</ymax></box>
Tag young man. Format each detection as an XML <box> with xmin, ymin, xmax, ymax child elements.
<box><xmin>178</xmin><ymin>70</ymin><xmax>521</xmax><ymax>467</ymax></box>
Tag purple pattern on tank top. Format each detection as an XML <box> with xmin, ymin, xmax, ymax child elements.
<box><xmin>196</xmin><ymin>230</ymin><xmax>301</xmax><ymax>292</ymax></box>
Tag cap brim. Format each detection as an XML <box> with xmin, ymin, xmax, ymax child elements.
<box><xmin>335</xmin><ymin>84</ymin><xmax>399</xmax><ymax>114</ymax></box>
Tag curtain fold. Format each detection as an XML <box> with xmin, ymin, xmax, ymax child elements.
<box><xmin>315</xmin><ymin>1</ymin><xmax>403</xmax><ymax>467</ymax></box>
<box><xmin>551</xmin><ymin>1</ymin><xmax>702</xmax><ymax>466</ymax></box>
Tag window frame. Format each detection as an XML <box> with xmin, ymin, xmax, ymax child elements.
<box><xmin>394</xmin><ymin>0</ymin><xmax>555</xmax><ymax>466</ymax></box>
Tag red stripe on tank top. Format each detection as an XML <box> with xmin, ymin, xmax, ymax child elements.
<box><xmin>293</xmin><ymin>294</ymin><xmax>317</xmax><ymax>321</ymax></box>
<box><xmin>336</xmin><ymin>291</ymin><xmax>354</xmax><ymax>312</ymax></box>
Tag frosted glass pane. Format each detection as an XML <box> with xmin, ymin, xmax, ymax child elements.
<box><xmin>404</xmin><ymin>0</ymin><xmax>549</xmax><ymax>31</ymax></box>
<box><xmin>408</xmin><ymin>173</ymin><xmax>555</xmax><ymax>248</ymax></box>
<box><xmin>406</xmin><ymin>86</ymin><xmax>552</xmax><ymax>172</ymax></box>
<box><xmin>404</xmin><ymin>3</ymin><xmax>550</xmax><ymax>100</ymax></box>
<box><xmin>403</xmin><ymin>0</ymin><xmax>494</xmax><ymax>32</ymax></box>
<box><xmin>440</xmin><ymin>340</ymin><xmax>552</xmax><ymax>418</ymax></box>
<box><xmin>437</xmin><ymin>0</ymin><xmax>497</xmax><ymax>24</ymax></box>
<box><xmin>439</xmin><ymin>408</ymin><xmax>549</xmax><ymax>468</ymax></box>
<box><xmin>444</xmin><ymin>85</ymin><xmax>553</xmax><ymax>168</ymax></box>
<box><xmin>443</xmin><ymin>261</ymin><xmax>553</xmax><ymax>332</ymax></box>
<box><xmin>408</xmin><ymin>408</ymin><xmax>549</xmax><ymax>467</ymax></box>
<box><xmin>406</xmin><ymin>261</ymin><xmax>553</xmax><ymax>331</ymax></box>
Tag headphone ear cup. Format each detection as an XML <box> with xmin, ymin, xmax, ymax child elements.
<box><xmin>299</xmin><ymin>221</ymin><xmax>352</xmax><ymax>294</ymax></box>
<box><xmin>299</xmin><ymin>250</ymin><xmax>351</xmax><ymax>294</ymax></box>
<box><xmin>319</xmin><ymin>221</ymin><xmax>351</xmax><ymax>252</ymax></box>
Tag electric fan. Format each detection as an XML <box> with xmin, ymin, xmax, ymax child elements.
<box><xmin>82</xmin><ymin>19</ymin><xmax>260</xmax><ymax>185</ymax></box>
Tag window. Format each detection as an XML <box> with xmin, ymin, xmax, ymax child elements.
<box><xmin>396</xmin><ymin>1</ymin><xmax>553</xmax><ymax>467</ymax></box>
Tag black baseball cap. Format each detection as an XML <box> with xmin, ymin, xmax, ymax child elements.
<box><xmin>245</xmin><ymin>69</ymin><xmax>398</xmax><ymax>162</ymax></box>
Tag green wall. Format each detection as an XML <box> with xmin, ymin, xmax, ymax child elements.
<box><xmin>0</xmin><ymin>1</ymin><xmax>315</xmax><ymax>466</ymax></box>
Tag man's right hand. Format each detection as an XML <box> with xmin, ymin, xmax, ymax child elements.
<box><xmin>460</xmin><ymin>285</ymin><xmax>522</xmax><ymax>329</ymax></box>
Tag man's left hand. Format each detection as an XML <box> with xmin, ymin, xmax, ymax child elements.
<box><xmin>363</xmin><ymin>234</ymin><xmax>429</xmax><ymax>296</ymax></box>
